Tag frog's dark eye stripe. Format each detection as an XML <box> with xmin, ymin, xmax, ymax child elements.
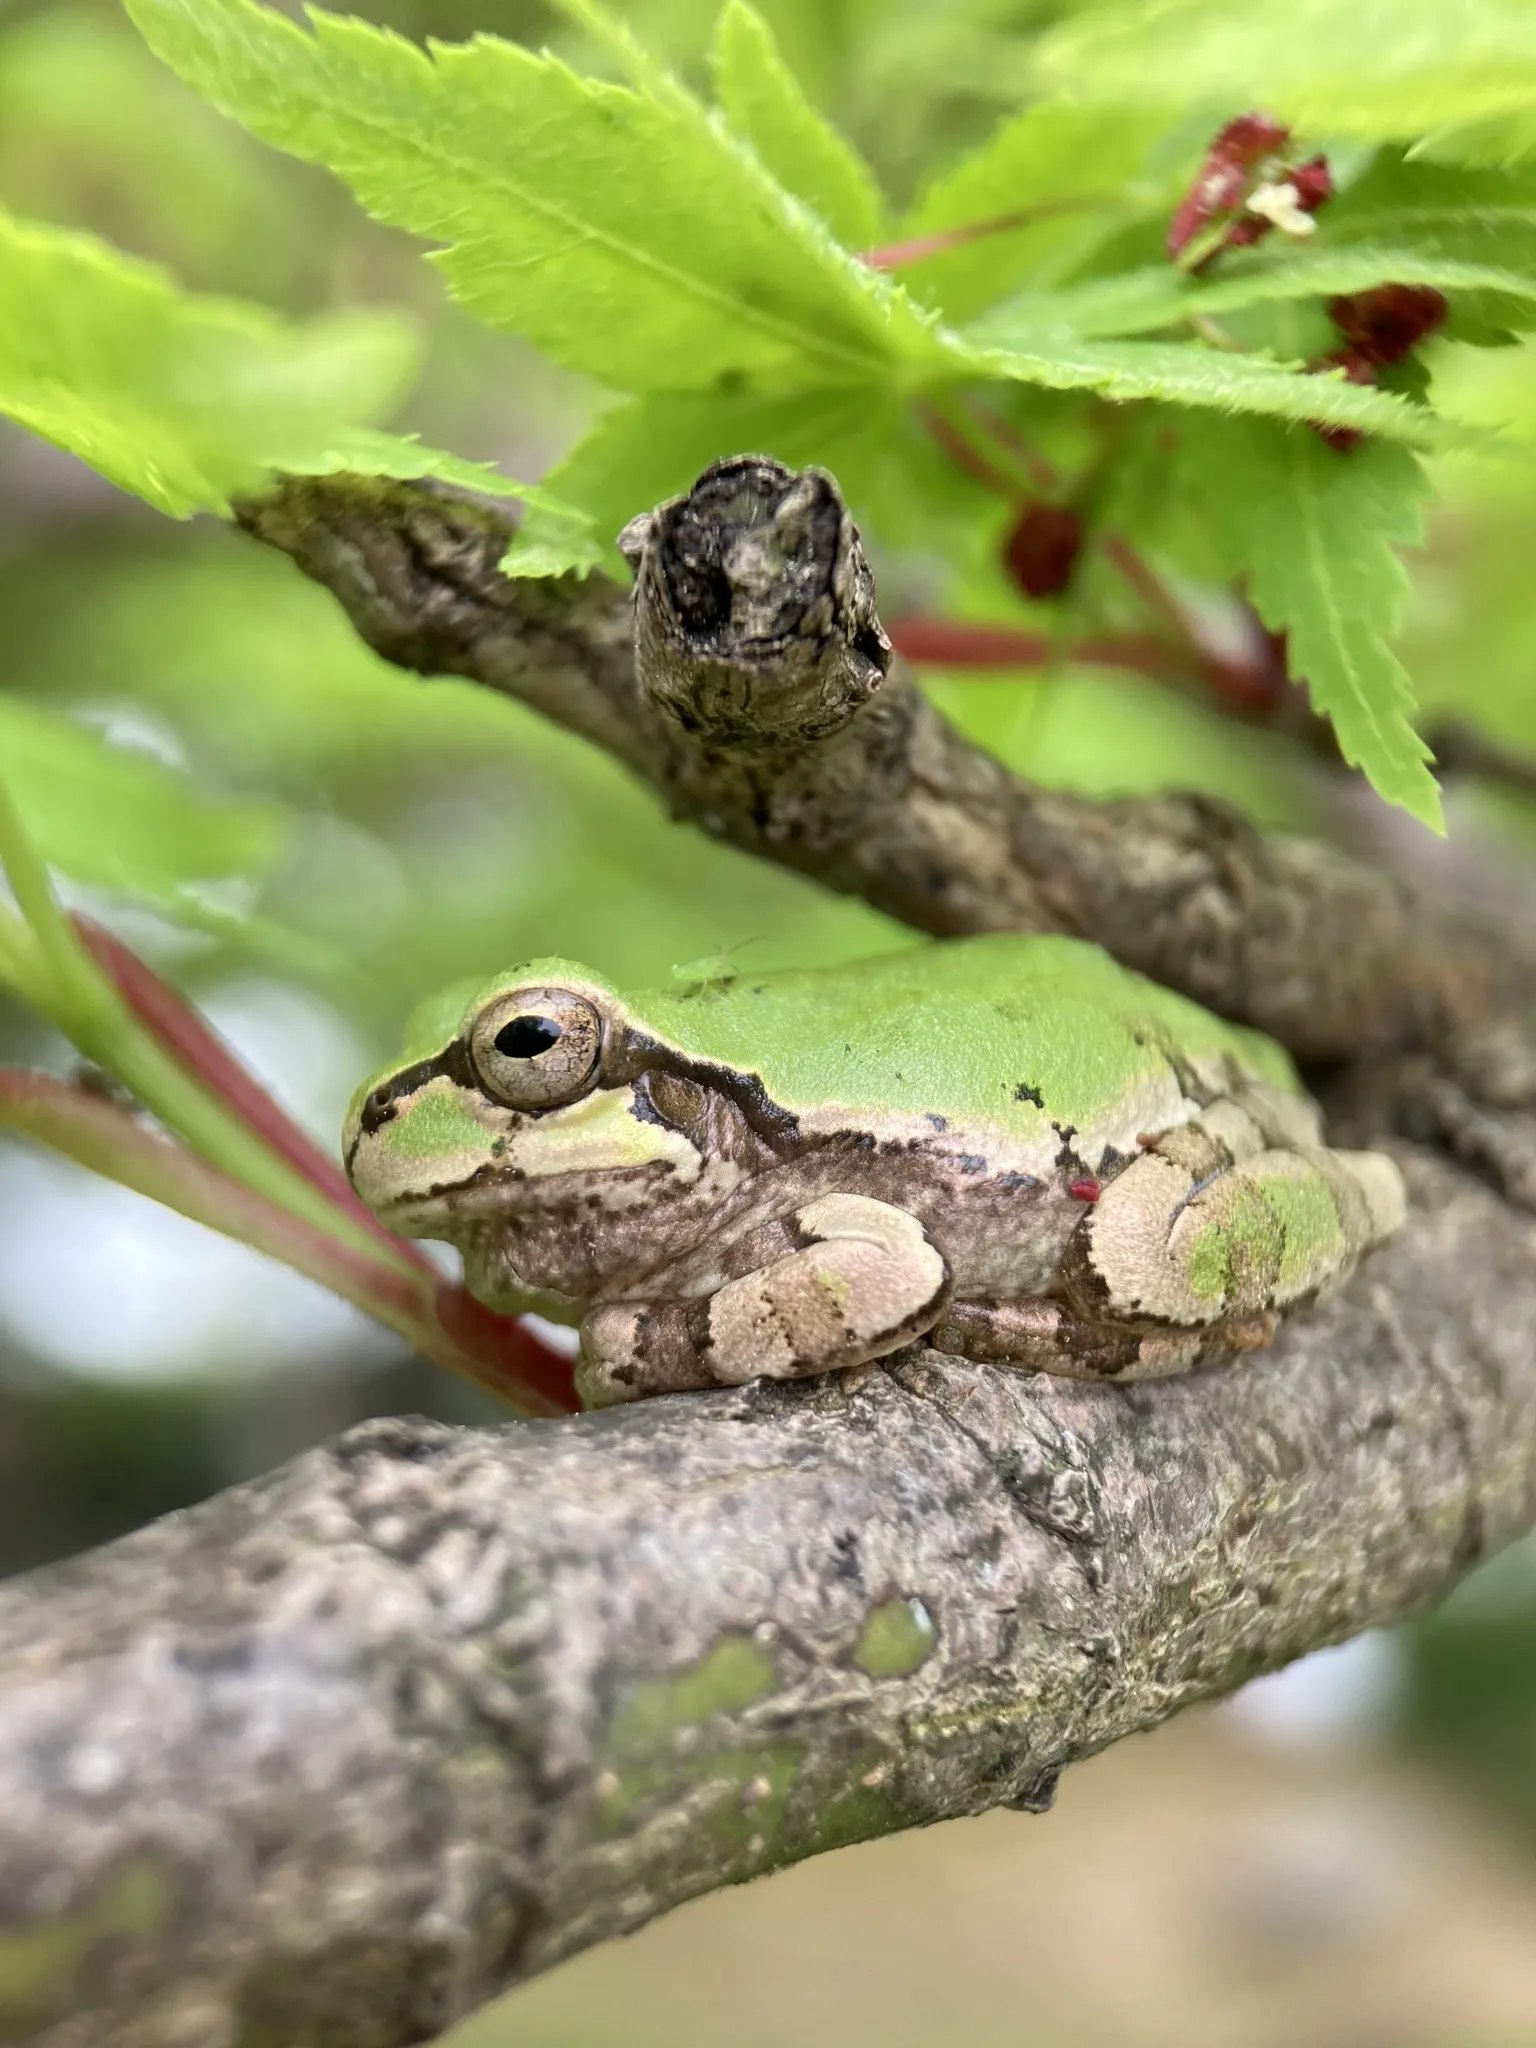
<box><xmin>495</xmin><ymin>1015</ymin><xmax>563</xmax><ymax>1060</ymax></box>
<box><xmin>471</xmin><ymin>987</ymin><xmax>603</xmax><ymax>1111</ymax></box>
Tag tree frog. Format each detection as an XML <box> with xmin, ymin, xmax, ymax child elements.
<box><xmin>345</xmin><ymin>935</ymin><xmax>1405</xmax><ymax>1407</ymax></box>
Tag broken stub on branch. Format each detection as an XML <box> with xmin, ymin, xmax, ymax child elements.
<box><xmin>1167</xmin><ymin>114</ymin><xmax>1331</xmax><ymax>268</ymax></box>
<box><xmin>620</xmin><ymin>454</ymin><xmax>892</xmax><ymax>748</ymax></box>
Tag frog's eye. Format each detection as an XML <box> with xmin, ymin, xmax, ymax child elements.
<box><xmin>469</xmin><ymin>988</ymin><xmax>603</xmax><ymax>1110</ymax></box>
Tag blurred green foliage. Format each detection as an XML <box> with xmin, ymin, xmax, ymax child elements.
<box><xmin>1408</xmin><ymin>1582</ymin><xmax>1536</xmax><ymax>1853</ymax></box>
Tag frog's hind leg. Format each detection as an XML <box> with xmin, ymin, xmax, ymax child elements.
<box><xmin>934</xmin><ymin>1095</ymin><xmax>1405</xmax><ymax>1384</ymax></box>
<box><xmin>930</xmin><ymin>1297</ymin><xmax>1250</xmax><ymax>1381</ymax></box>
<box><xmin>1073</xmin><ymin>1105</ymin><xmax>1405</xmax><ymax>1331</ymax></box>
<box><xmin>577</xmin><ymin>1193</ymin><xmax>951</xmax><ymax>1406</ymax></box>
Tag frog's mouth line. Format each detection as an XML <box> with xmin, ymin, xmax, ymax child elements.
<box><xmin>366</xmin><ymin>1152</ymin><xmax>696</xmax><ymax>1235</ymax></box>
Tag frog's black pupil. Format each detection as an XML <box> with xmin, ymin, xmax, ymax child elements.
<box><xmin>496</xmin><ymin>1015</ymin><xmax>563</xmax><ymax>1060</ymax></box>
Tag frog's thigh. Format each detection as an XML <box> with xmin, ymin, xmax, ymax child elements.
<box><xmin>579</xmin><ymin>1194</ymin><xmax>950</xmax><ymax>1405</ymax></box>
<box><xmin>933</xmin><ymin>1136</ymin><xmax>1403</xmax><ymax>1384</ymax></box>
<box><xmin>1074</xmin><ymin>1135</ymin><xmax>1406</xmax><ymax>1328</ymax></box>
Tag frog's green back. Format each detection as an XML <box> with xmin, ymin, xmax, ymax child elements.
<box><xmin>618</xmin><ymin>934</ymin><xmax>1297</xmax><ymax>1139</ymax></box>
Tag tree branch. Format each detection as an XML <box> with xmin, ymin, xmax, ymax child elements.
<box><xmin>0</xmin><ymin>1148</ymin><xmax>1531</xmax><ymax>2048</ymax></box>
<box><xmin>238</xmin><ymin>464</ymin><xmax>1536</xmax><ymax>1109</ymax></box>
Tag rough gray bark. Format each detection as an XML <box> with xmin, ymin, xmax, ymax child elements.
<box><xmin>1</xmin><ymin>457</ymin><xmax>1533</xmax><ymax>2047</ymax></box>
<box><xmin>0</xmin><ymin>1149</ymin><xmax>1531</xmax><ymax>2048</ymax></box>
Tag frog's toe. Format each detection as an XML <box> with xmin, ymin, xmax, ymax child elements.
<box><xmin>1337</xmin><ymin>1149</ymin><xmax>1408</xmax><ymax>1244</ymax></box>
<box><xmin>1071</xmin><ymin>1139</ymin><xmax>1399</xmax><ymax>1328</ymax></box>
<box><xmin>573</xmin><ymin>1354</ymin><xmax>641</xmax><ymax>1410</ymax></box>
<box><xmin>930</xmin><ymin>1299</ymin><xmax>1211</xmax><ymax>1380</ymax></box>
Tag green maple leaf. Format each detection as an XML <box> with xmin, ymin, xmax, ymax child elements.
<box><xmin>954</xmin><ymin>331</ymin><xmax>1462</xmax><ymax>446</ymax></box>
<box><xmin>0</xmin><ymin>205</ymin><xmax>412</xmax><ymax>518</ymax></box>
<box><xmin>1327</xmin><ymin>155</ymin><xmax>1536</xmax><ymax>276</ymax></box>
<box><xmin>1180</xmin><ymin>414</ymin><xmax>1442</xmax><ymax>829</ymax></box>
<box><xmin>710</xmin><ymin>0</ymin><xmax>884</xmax><ymax>250</ymax></box>
<box><xmin>892</xmin><ymin>103</ymin><xmax>1172</xmax><ymax>321</ymax></box>
<box><xmin>0</xmin><ymin>206</ymin><xmax>598</xmax><ymax>565</ymax></box>
<box><xmin>981</xmin><ymin>250</ymin><xmax>1536</xmax><ymax>343</ymax></box>
<box><xmin>0</xmin><ymin>699</ymin><xmax>286</xmax><ymax>908</ymax></box>
<box><xmin>127</xmin><ymin>0</ymin><xmax>942</xmax><ymax>393</ymax></box>
<box><xmin>503</xmin><ymin>383</ymin><xmax>980</xmax><ymax>578</ymax></box>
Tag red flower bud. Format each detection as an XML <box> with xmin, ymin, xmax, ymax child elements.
<box><xmin>1002</xmin><ymin>501</ymin><xmax>1085</xmax><ymax>599</ymax></box>
<box><xmin>1327</xmin><ymin>283</ymin><xmax>1448</xmax><ymax>367</ymax></box>
<box><xmin>1170</xmin><ymin>122</ymin><xmax>1332</xmax><ymax>267</ymax></box>
<box><xmin>1213</xmin><ymin>113</ymin><xmax>1294</xmax><ymax>164</ymax></box>
<box><xmin>1168</xmin><ymin>112</ymin><xmax>1290</xmax><ymax>259</ymax></box>
<box><xmin>1288</xmin><ymin>154</ymin><xmax>1334</xmax><ymax>213</ymax></box>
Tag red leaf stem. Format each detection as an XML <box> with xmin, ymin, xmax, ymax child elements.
<box><xmin>0</xmin><ymin>1069</ymin><xmax>425</xmax><ymax>1320</ymax></box>
<box><xmin>959</xmin><ymin>398</ymin><xmax>1060</xmax><ymax>495</ymax></box>
<box><xmin>0</xmin><ymin>1067</ymin><xmax>580</xmax><ymax>1416</ymax></box>
<box><xmin>915</xmin><ymin>404</ymin><xmax>1018</xmax><ymax>498</ymax></box>
<box><xmin>433</xmin><ymin>1285</ymin><xmax>579</xmax><ymax>1415</ymax></box>
<box><xmin>73</xmin><ymin>916</ymin><xmax>436</xmax><ymax>1275</ymax></box>
<box><xmin>890</xmin><ymin>616</ymin><xmax>1188</xmax><ymax>679</ymax></box>
<box><xmin>890</xmin><ymin>615</ymin><xmax>1290</xmax><ymax>720</ymax></box>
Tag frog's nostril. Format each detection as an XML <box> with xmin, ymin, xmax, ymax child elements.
<box><xmin>360</xmin><ymin>1081</ymin><xmax>397</xmax><ymax>1135</ymax></box>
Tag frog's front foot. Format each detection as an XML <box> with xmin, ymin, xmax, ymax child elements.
<box><xmin>576</xmin><ymin>1193</ymin><xmax>951</xmax><ymax>1406</ymax></box>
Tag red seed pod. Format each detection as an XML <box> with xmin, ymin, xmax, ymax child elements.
<box><xmin>1002</xmin><ymin>501</ymin><xmax>1085</xmax><ymax>599</ymax></box>
<box><xmin>1069</xmin><ymin>1176</ymin><xmax>1103</xmax><ymax>1203</ymax></box>
<box><xmin>1167</xmin><ymin>112</ymin><xmax>1290</xmax><ymax>259</ymax></box>
<box><xmin>1327</xmin><ymin>283</ymin><xmax>1448</xmax><ymax>367</ymax></box>
<box><xmin>1204</xmin><ymin>623</ymin><xmax>1291</xmax><ymax>719</ymax></box>
<box><xmin>1222</xmin><ymin>216</ymin><xmax>1265</xmax><ymax>252</ymax></box>
<box><xmin>1288</xmin><ymin>154</ymin><xmax>1334</xmax><ymax>214</ymax></box>
<box><xmin>1310</xmin><ymin>346</ymin><xmax>1378</xmax><ymax>453</ymax></box>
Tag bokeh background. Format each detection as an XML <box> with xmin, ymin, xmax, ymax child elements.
<box><xmin>2</xmin><ymin>0</ymin><xmax>1536</xmax><ymax>2041</ymax></box>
